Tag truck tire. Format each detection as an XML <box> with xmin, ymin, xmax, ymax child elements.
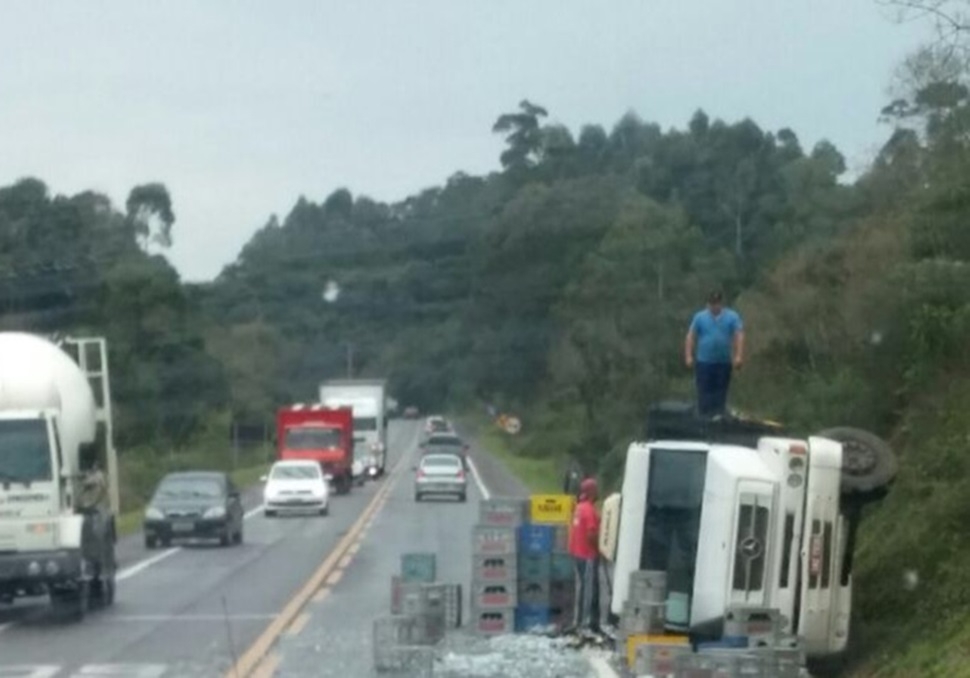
<box><xmin>145</xmin><ymin>535</ymin><xmax>157</xmax><ymax>550</ymax></box>
<box><xmin>51</xmin><ymin>581</ymin><xmax>89</xmax><ymax>622</ymax></box>
<box><xmin>816</xmin><ymin>427</ymin><xmax>898</xmax><ymax>502</ymax></box>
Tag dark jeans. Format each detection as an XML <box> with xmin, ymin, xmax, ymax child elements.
<box><xmin>695</xmin><ymin>361</ymin><xmax>732</xmax><ymax>416</ymax></box>
<box><xmin>573</xmin><ymin>557</ymin><xmax>601</xmax><ymax>630</ymax></box>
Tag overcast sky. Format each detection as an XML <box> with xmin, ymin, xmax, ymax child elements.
<box><xmin>0</xmin><ymin>1</ymin><xmax>932</xmax><ymax>281</ymax></box>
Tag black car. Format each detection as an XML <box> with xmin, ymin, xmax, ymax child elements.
<box><xmin>143</xmin><ymin>471</ymin><xmax>244</xmax><ymax>549</ymax></box>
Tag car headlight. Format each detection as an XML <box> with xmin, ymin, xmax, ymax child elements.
<box><xmin>204</xmin><ymin>506</ymin><xmax>227</xmax><ymax>519</ymax></box>
<box><xmin>145</xmin><ymin>506</ymin><xmax>164</xmax><ymax>520</ymax></box>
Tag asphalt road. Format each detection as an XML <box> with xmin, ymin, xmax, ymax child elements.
<box><xmin>268</xmin><ymin>420</ymin><xmax>526</xmax><ymax>677</ymax></box>
<box><xmin>0</xmin><ymin>421</ymin><xmax>419</xmax><ymax>678</ymax></box>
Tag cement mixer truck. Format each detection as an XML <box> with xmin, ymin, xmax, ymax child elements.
<box><xmin>0</xmin><ymin>333</ymin><xmax>119</xmax><ymax>620</ymax></box>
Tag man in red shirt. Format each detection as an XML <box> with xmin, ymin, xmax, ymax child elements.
<box><xmin>569</xmin><ymin>477</ymin><xmax>601</xmax><ymax>633</ymax></box>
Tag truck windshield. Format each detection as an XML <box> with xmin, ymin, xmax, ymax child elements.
<box><xmin>0</xmin><ymin>419</ymin><xmax>53</xmax><ymax>483</ymax></box>
<box><xmin>640</xmin><ymin>448</ymin><xmax>707</xmax><ymax>623</ymax></box>
<box><xmin>285</xmin><ymin>427</ymin><xmax>342</xmax><ymax>450</ymax></box>
<box><xmin>354</xmin><ymin>417</ymin><xmax>378</xmax><ymax>432</ymax></box>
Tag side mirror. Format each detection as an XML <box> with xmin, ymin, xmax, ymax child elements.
<box><xmin>260</xmin><ymin>475</ymin><xmax>268</xmax><ymax>483</ymax></box>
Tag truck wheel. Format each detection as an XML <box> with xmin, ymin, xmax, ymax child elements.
<box><xmin>51</xmin><ymin>582</ymin><xmax>89</xmax><ymax>622</ymax></box>
<box><xmin>264</xmin><ymin>509</ymin><xmax>276</xmax><ymax>518</ymax></box>
<box><xmin>219</xmin><ymin>527</ymin><xmax>232</xmax><ymax>547</ymax></box>
<box><xmin>816</xmin><ymin>427</ymin><xmax>898</xmax><ymax>502</ymax></box>
<box><xmin>145</xmin><ymin>535</ymin><xmax>157</xmax><ymax>550</ymax></box>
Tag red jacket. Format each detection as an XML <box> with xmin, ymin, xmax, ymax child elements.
<box><xmin>569</xmin><ymin>498</ymin><xmax>600</xmax><ymax>560</ymax></box>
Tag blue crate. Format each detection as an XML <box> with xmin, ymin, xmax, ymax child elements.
<box><xmin>518</xmin><ymin>524</ymin><xmax>556</xmax><ymax>554</ymax></box>
<box><xmin>514</xmin><ymin>604</ymin><xmax>551</xmax><ymax>633</ymax></box>
<box><xmin>401</xmin><ymin>553</ymin><xmax>436</xmax><ymax>583</ymax></box>
<box><xmin>517</xmin><ymin>578</ymin><xmax>550</xmax><ymax>607</ymax></box>
<box><xmin>517</xmin><ymin>553</ymin><xmax>551</xmax><ymax>580</ymax></box>
<box><xmin>550</xmin><ymin>553</ymin><xmax>574</xmax><ymax>581</ymax></box>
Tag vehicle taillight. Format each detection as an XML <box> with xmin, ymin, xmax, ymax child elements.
<box><xmin>457</xmin><ymin>469</ymin><xmax>465</xmax><ymax>480</ymax></box>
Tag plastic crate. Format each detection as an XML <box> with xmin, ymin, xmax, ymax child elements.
<box><xmin>443</xmin><ymin>583</ymin><xmax>463</xmax><ymax>629</ymax></box>
<box><xmin>518</xmin><ymin>524</ymin><xmax>556</xmax><ymax>554</ymax></box>
<box><xmin>552</xmin><ymin>523</ymin><xmax>570</xmax><ymax>552</ymax></box>
<box><xmin>628</xmin><ymin>570</ymin><xmax>668</xmax><ymax>605</ymax></box>
<box><xmin>390</xmin><ymin>575</ymin><xmax>402</xmax><ymax>614</ymax></box>
<box><xmin>517</xmin><ymin>577</ymin><xmax>551</xmax><ymax>607</ymax></box>
<box><xmin>472</xmin><ymin>606</ymin><xmax>515</xmax><ymax>636</ymax></box>
<box><xmin>401</xmin><ymin>552</ymin><xmax>436</xmax><ymax>583</ymax></box>
<box><xmin>517</xmin><ymin>552</ymin><xmax>551</xmax><ymax>580</ymax></box>
<box><xmin>472</xmin><ymin>580</ymin><xmax>517</xmax><ymax>609</ymax></box>
<box><xmin>479</xmin><ymin>497</ymin><xmax>529</xmax><ymax>527</ymax></box>
<box><xmin>632</xmin><ymin>641</ymin><xmax>692</xmax><ymax>677</ymax></box>
<box><xmin>472</xmin><ymin>525</ymin><xmax>517</xmax><ymax>556</ymax></box>
<box><xmin>548</xmin><ymin>579</ymin><xmax>574</xmax><ymax>607</ymax></box>
<box><xmin>472</xmin><ymin>554</ymin><xmax>517</xmax><ymax>581</ymax></box>
<box><xmin>626</xmin><ymin>634</ymin><xmax>689</xmax><ymax>668</ymax></box>
<box><xmin>373</xmin><ymin>644</ymin><xmax>434</xmax><ymax>676</ymax></box>
<box><xmin>723</xmin><ymin>606</ymin><xmax>783</xmax><ymax>646</ymax></box>
<box><xmin>399</xmin><ymin>582</ymin><xmax>447</xmax><ymax>618</ymax></box>
<box><xmin>529</xmin><ymin>494</ymin><xmax>575</xmax><ymax>524</ymax></box>
<box><xmin>550</xmin><ymin>553</ymin><xmax>575</xmax><ymax>581</ymax></box>
<box><xmin>514</xmin><ymin>604</ymin><xmax>550</xmax><ymax>632</ymax></box>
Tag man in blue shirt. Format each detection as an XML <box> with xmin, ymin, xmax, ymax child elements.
<box><xmin>684</xmin><ymin>291</ymin><xmax>745</xmax><ymax>416</ymax></box>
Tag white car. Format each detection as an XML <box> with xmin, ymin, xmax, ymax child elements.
<box><xmin>262</xmin><ymin>460</ymin><xmax>330</xmax><ymax>517</ymax></box>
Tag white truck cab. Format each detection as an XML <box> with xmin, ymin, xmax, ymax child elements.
<box><xmin>609</xmin><ymin>403</ymin><xmax>895</xmax><ymax>668</ymax></box>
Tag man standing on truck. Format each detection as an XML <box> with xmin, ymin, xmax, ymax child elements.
<box><xmin>684</xmin><ymin>291</ymin><xmax>745</xmax><ymax>416</ymax></box>
<box><xmin>569</xmin><ymin>477</ymin><xmax>602</xmax><ymax>634</ymax></box>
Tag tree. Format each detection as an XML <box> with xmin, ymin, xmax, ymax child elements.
<box><xmin>126</xmin><ymin>183</ymin><xmax>175</xmax><ymax>249</ymax></box>
<box><xmin>492</xmin><ymin>100</ymin><xmax>549</xmax><ymax>170</ymax></box>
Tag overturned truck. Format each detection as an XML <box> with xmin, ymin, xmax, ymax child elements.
<box><xmin>607</xmin><ymin>402</ymin><xmax>897</xmax><ymax>673</ymax></box>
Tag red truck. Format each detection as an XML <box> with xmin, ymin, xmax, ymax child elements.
<box><xmin>276</xmin><ymin>404</ymin><xmax>354</xmax><ymax>494</ymax></box>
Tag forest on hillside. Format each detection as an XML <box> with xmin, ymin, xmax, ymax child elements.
<box><xmin>3</xmin><ymin>4</ymin><xmax>970</xmax><ymax>672</ymax></box>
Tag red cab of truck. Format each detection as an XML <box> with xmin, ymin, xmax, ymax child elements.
<box><xmin>276</xmin><ymin>404</ymin><xmax>354</xmax><ymax>493</ymax></box>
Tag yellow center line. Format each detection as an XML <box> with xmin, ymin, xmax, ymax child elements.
<box><xmin>224</xmin><ymin>455</ymin><xmax>404</xmax><ymax>678</ymax></box>
<box><xmin>250</xmin><ymin>652</ymin><xmax>280</xmax><ymax>678</ymax></box>
<box><xmin>285</xmin><ymin>612</ymin><xmax>310</xmax><ymax>637</ymax></box>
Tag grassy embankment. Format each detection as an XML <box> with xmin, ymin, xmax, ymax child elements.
<box><xmin>458</xmin><ymin>414</ymin><xmax>563</xmax><ymax>494</ymax></box>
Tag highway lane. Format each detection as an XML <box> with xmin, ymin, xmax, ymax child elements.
<box><xmin>0</xmin><ymin>421</ymin><xmax>419</xmax><ymax>678</ymax></box>
<box><xmin>266</xmin><ymin>420</ymin><xmax>514</xmax><ymax>677</ymax></box>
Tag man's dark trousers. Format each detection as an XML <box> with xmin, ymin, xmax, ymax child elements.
<box><xmin>696</xmin><ymin>361</ymin><xmax>732</xmax><ymax>416</ymax></box>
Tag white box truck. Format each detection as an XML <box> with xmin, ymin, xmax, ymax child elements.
<box><xmin>319</xmin><ymin>379</ymin><xmax>388</xmax><ymax>477</ymax></box>
<box><xmin>606</xmin><ymin>402</ymin><xmax>897</xmax><ymax>673</ymax></box>
<box><xmin>0</xmin><ymin>333</ymin><xmax>119</xmax><ymax>620</ymax></box>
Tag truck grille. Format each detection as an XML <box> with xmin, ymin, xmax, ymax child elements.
<box><xmin>733</xmin><ymin>497</ymin><xmax>770</xmax><ymax>593</ymax></box>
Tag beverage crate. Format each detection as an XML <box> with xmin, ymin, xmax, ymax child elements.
<box><xmin>626</xmin><ymin>634</ymin><xmax>689</xmax><ymax>670</ymax></box>
<box><xmin>621</xmin><ymin>600</ymin><xmax>666</xmax><ymax>636</ymax></box>
<box><xmin>723</xmin><ymin>606</ymin><xmax>783</xmax><ymax>647</ymax></box>
<box><xmin>552</xmin><ymin>523</ymin><xmax>570</xmax><ymax>552</ymax></box>
<box><xmin>472</xmin><ymin>606</ymin><xmax>515</xmax><ymax>636</ymax></box>
<box><xmin>548</xmin><ymin>578</ymin><xmax>574</xmax><ymax>607</ymax></box>
<box><xmin>473</xmin><ymin>554</ymin><xmax>517</xmax><ymax>581</ymax></box>
<box><xmin>472</xmin><ymin>525</ymin><xmax>517</xmax><ymax>556</ymax></box>
<box><xmin>632</xmin><ymin>641</ymin><xmax>692</xmax><ymax>677</ymax></box>
<box><xmin>529</xmin><ymin>494</ymin><xmax>575</xmax><ymax>524</ymax></box>
<box><xmin>548</xmin><ymin>602</ymin><xmax>573</xmax><ymax>630</ymax></box>
<box><xmin>629</xmin><ymin>569</ymin><xmax>667</xmax><ymax>605</ymax></box>
<box><xmin>514</xmin><ymin>603</ymin><xmax>550</xmax><ymax>632</ymax></box>
<box><xmin>518</xmin><ymin>524</ymin><xmax>556</xmax><ymax>554</ymax></box>
<box><xmin>373</xmin><ymin>614</ymin><xmax>442</xmax><ymax>647</ymax></box>
<box><xmin>390</xmin><ymin>575</ymin><xmax>402</xmax><ymax>614</ymax></box>
<box><xmin>401</xmin><ymin>552</ymin><xmax>436</xmax><ymax>583</ymax></box>
<box><xmin>443</xmin><ymin>583</ymin><xmax>463</xmax><ymax>629</ymax></box>
<box><xmin>517</xmin><ymin>552</ymin><xmax>551</xmax><ymax>580</ymax></box>
<box><xmin>472</xmin><ymin>580</ymin><xmax>517</xmax><ymax>609</ymax></box>
<box><xmin>678</xmin><ymin>648</ymin><xmax>789</xmax><ymax>678</ymax></box>
<box><xmin>399</xmin><ymin>582</ymin><xmax>447</xmax><ymax>618</ymax></box>
<box><xmin>517</xmin><ymin>578</ymin><xmax>550</xmax><ymax>607</ymax></box>
<box><xmin>550</xmin><ymin>553</ymin><xmax>574</xmax><ymax>581</ymax></box>
<box><xmin>479</xmin><ymin>497</ymin><xmax>529</xmax><ymax>527</ymax></box>
<box><xmin>373</xmin><ymin>644</ymin><xmax>434</xmax><ymax>677</ymax></box>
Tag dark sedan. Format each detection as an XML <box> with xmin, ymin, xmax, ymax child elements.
<box><xmin>143</xmin><ymin>471</ymin><xmax>244</xmax><ymax>548</ymax></box>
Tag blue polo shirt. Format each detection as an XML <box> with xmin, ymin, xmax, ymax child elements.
<box><xmin>689</xmin><ymin>308</ymin><xmax>743</xmax><ymax>364</ymax></box>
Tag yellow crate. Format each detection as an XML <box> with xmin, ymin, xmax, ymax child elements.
<box><xmin>626</xmin><ymin>634</ymin><xmax>689</xmax><ymax>668</ymax></box>
<box><xmin>529</xmin><ymin>494</ymin><xmax>575</xmax><ymax>525</ymax></box>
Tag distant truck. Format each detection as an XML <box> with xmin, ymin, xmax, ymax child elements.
<box><xmin>0</xmin><ymin>333</ymin><xmax>119</xmax><ymax>620</ymax></box>
<box><xmin>607</xmin><ymin>402</ymin><xmax>897</xmax><ymax>673</ymax></box>
<box><xmin>319</xmin><ymin>380</ymin><xmax>388</xmax><ymax>477</ymax></box>
<box><xmin>276</xmin><ymin>405</ymin><xmax>354</xmax><ymax>494</ymax></box>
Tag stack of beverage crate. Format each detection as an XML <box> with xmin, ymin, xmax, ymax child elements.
<box><xmin>514</xmin><ymin>493</ymin><xmax>576</xmax><ymax>633</ymax></box>
<box><xmin>470</xmin><ymin>497</ymin><xmax>529</xmax><ymax>636</ymax></box>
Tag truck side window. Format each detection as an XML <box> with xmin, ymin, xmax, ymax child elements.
<box><xmin>51</xmin><ymin>420</ymin><xmax>64</xmax><ymax>474</ymax></box>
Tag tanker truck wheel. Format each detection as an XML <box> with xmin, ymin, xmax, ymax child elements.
<box><xmin>815</xmin><ymin>427</ymin><xmax>898</xmax><ymax>503</ymax></box>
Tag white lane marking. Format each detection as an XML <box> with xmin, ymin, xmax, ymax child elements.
<box><xmin>117</xmin><ymin>502</ymin><xmax>267</xmax><ymax>583</ymax></box>
<box><xmin>466</xmin><ymin>456</ymin><xmax>491</xmax><ymax>500</ymax></box>
<box><xmin>116</xmin><ymin>548</ymin><xmax>180</xmax><ymax>582</ymax></box>
<box><xmin>71</xmin><ymin>665</ymin><xmax>167</xmax><ymax>677</ymax></box>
